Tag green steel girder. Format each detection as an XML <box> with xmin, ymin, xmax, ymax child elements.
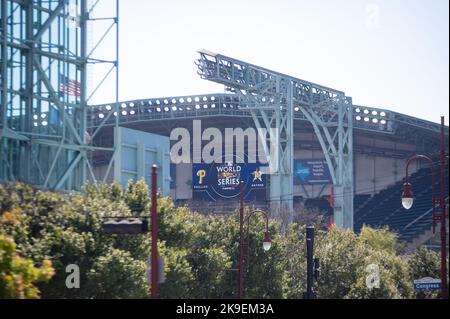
<box><xmin>195</xmin><ymin>50</ymin><xmax>354</xmax><ymax>229</ymax></box>
<box><xmin>0</xmin><ymin>0</ymin><xmax>119</xmax><ymax>191</ymax></box>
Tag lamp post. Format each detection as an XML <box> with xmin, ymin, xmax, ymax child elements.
<box><xmin>238</xmin><ymin>182</ymin><xmax>271</xmax><ymax>299</ymax></box>
<box><xmin>151</xmin><ymin>164</ymin><xmax>159</xmax><ymax>299</ymax></box>
<box><xmin>401</xmin><ymin>116</ymin><xmax>448</xmax><ymax>299</ymax></box>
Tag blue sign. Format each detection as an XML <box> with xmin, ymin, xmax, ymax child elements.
<box><xmin>294</xmin><ymin>159</ymin><xmax>331</xmax><ymax>185</ymax></box>
<box><xmin>413</xmin><ymin>278</ymin><xmax>441</xmax><ymax>290</ymax></box>
<box><xmin>192</xmin><ymin>156</ymin><xmax>266</xmax><ymax>201</ymax></box>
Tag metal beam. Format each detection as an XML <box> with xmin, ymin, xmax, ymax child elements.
<box><xmin>195</xmin><ymin>50</ymin><xmax>354</xmax><ymax>229</ymax></box>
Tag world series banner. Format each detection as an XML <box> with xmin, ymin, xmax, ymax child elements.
<box><xmin>192</xmin><ymin>160</ymin><xmax>266</xmax><ymax>201</ymax></box>
<box><xmin>294</xmin><ymin>158</ymin><xmax>331</xmax><ymax>185</ymax></box>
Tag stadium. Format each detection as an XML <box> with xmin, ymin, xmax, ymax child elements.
<box><xmin>1</xmin><ymin>0</ymin><xmax>449</xmax><ymax>302</ymax></box>
<box><xmin>86</xmin><ymin>57</ymin><xmax>449</xmax><ymax>252</ymax></box>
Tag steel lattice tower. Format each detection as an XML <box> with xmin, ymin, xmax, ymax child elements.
<box><xmin>1</xmin><ymin>0</ymin><xmax>119</xmax><ymax>190</ymax></box>
<box><xmin>196</xmin><ymin>50</ymin><xmax>354</xmax><ymax>229</ymax></box>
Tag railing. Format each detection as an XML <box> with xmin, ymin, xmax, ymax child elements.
<box><xmin>403</xmin><ymin>196</ymin><xmax>449</xmax><ymax>231</ymax></box>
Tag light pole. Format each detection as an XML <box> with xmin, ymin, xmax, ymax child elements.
<box><xmin>401</xmin><ymin>116</ymin><xmax>448</xmax><ymax>299</ymax></box>
<box><xmin>151</xmin><ymin>164</ymin><xmax>159</xmax><ymax>299</ymax></box>
<box><xmin>303</xmin><ymin>226</ymin><xmax>320</xmax><ymax>299</ymax></box>
<box><xmin>238</xmin><ymin>182</ymin><xmax>271</xmax><ymax>299</ymax></box>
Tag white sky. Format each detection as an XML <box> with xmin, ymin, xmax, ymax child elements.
<box><xmin>91</xmin><ymin>0</ymin><xmax>449</xmax><ymax>125</ymax></box>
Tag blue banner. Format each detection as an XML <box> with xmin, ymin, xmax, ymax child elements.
<box><xmin>413</xmin><ymin>278</ymin><xmax>441</xmax><ymax>290</ymax></box>
<box><xmin>192</xmin><ymin>158</ymin><xmax>266</xmax><ymax>201</ymax></box>
<box><xmin>294</xmin><ymin>159</ymin><xmax>331</xmax><ymax>185</ymax></box>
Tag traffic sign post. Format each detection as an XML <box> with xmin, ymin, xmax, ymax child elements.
<box><xmin>413</xmin><ymin>277</ymin><xmax>442</xmax><ymax>291</ymax></box>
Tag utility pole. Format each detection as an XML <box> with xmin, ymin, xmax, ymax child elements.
<box><xmin>304</xmin><ymin>226</ymin><xmax>320</xmax><ymax>299</ymax></box>
<box><xmin>238</xmin><ymin>181</ymin><xmax>245</xmax><ymax>299</ymax></box>
<box><xmin>151</xmin><ymin>164</ymin><xmax>159</xmax><ymax>299</ymax></box>
<box><xmin>439</xmin><ymin>116</ymin><xmax>448</xmax><ymax>299</ymax></box>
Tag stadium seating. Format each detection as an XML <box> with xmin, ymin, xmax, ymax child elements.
<box><xmin>354</xmin><ymin>165</ymin><xmax>449</xmax><ymax>243</ymax></box>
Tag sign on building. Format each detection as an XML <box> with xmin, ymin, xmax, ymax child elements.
<box><xmin>192</xmin><ymin>156</ymin><xmax>266</xmax><ymax>201</ymax></box>
<box><xmin>294</xmin><ymin>158</ymin><xmax>331</xmax><ymax>185</ymax></box>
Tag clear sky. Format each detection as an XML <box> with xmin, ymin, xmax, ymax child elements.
<box><xmin>91</xmin><ymin>0</ymin><xmax>449</xmax><ymax>124</ymax></box>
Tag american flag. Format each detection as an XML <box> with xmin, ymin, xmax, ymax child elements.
<box><xmin>59</xmin><ymin>74</ymin><xmax>81</xmax><ymax>96</ymax></box>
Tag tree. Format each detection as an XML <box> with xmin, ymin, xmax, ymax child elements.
<box><xmin>408</xmin><ymin>246</ymin><xmax>442</xmax><ymax>299</ymax></box>
<box><xmin>0</xmin><ymin>235</ymin><xmax>54</xmax><ymax>299</ymax></box>
<box><xmin>282</xmin><ymin>225</ymin><xmax>413</xmax><ymax>299</ymax></box>
<box><xmin>0</xmin><ymin>181</ymin><xmax>424</xmax><ymax>299</ymax></box>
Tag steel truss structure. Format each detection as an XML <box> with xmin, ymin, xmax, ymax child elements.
<box><xmin>88</xmin><ymin>95</ymin><xmax>447</xmax><ymax>230</ymax></box>
<box><xmin>1</xmin><ymin>0</ymin><xmax>119</xmax><ymax>190</ymax></box>
<box><xmin>195</xmin><ymin>50</ymin><xmax>354</xmax><ymax>228</ymax></box>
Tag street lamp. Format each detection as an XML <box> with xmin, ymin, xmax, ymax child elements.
<box><xmin>401</xmin><ymin>116</ymin><xmax>448</xmax><ymax>299</ymax></box>
<box><xmin>245</xmin><ymin>209</ymin><xmax>271</xmax><ymax>254</ymax></box>
<box><xmin>401</xmin><ymin>182</ymin><xmax>414</xmax><ymax>210</ymax></box>
<box><xmin>238</xmin><ymin>182</ymin><xmax>271</xmax><ymax>299</ymax></box>
<box><xmin>263</xmin><ymin>231</ymin><xmax>272</xmax><ymax>251</ymax></box>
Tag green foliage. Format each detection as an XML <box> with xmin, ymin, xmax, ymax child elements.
<box><xmin>282</xmin><ymin>225</ymin><xmax>413</xmax><ymax>299</ymax></box>
<box><xmin>0</xmin><ymin>181</ymin><xmax>440</xmax><ymax>299</ymax></box>
<box><xmin>85</xmin><ymin>248</ymin><xmax>149</xmax><ymax>298</ymax></box>
<box><xmin>0</xmin><ymin>234</ymin><xmax>54</xmax><ymax>299</ymax></box>
<box><xmin>408</xmin><ymin>246</ymin><xmax>442</xmax><ymax>299</ymax></box>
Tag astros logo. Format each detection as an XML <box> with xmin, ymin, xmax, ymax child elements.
<box><xmin>196</xmin><ymin>169</ymin><xmax>206</xmax><ymax>184</ymax></box>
